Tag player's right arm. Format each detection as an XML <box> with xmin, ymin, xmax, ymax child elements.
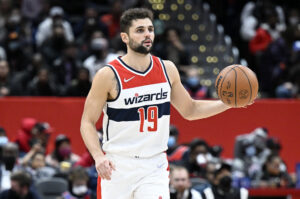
<box><xmin>80</xmin><ymin>66</ymin><xmax>116</xmax><ymax>180</ymax></box>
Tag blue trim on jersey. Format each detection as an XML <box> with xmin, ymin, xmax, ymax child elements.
<box><xmin>117</xmin><ymin>56</ymin><xmax>153</xmax><ymax>75</ymax></box>
<box><xmin>105</xmin><ymin>65</ymin><xmax>121</xmax><ymax>102</ymax></box>
<box><xmin>106</xmin><ymin>119</ymin><xmax>110</xmax><ymax>141</ymax></box>
<box><xmin>159</xmin><ymin>58</ymin><xmax>172</xmax><ymax>88</ymax></box>
<box><xmin>105</xmin><ymin>104</ymin><xmax>110</xmax><ymax>141</ymax></box>
<box><xmin>107</xmin><ymin>102</ymin><xmax>170</xmax><ymax>122</ymax></box>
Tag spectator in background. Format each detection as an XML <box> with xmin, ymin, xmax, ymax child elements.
<box><xmin>65</xmin><ymin>67</ymin><xmax>91</xmax><ymax>97</ymax></box>
<box><xmin>0</xmin><ymin>60</ymin><xmax>11</xmax><ymax>97</ymax></box>
<box><xmin>74</xmin><ymin>6</ymin><xmax>108</xmax><ymax>43</ymax></box>
<box><xmin>21</xmin><ymin>151</ymin><xmax>56</xmax><ymax>183</ymax></box>
<box><xmin>0</xmin><ymin>170</ymin><xmax>40</xmax><ymax>199</ymax></box>
<box><xmin>266</xmin><ymin>137</ymin><xmax>281</xmax><ymax>155</ymax></box>
<box><xmin>52</xmin><ymin>42</ymin><xmax>81</xmax><ymax>89</ymax></box>
<box><xmin>100</xmin><ymin>0</ymin><xmax>122</xmax><ymax>39</ymax></box>
<box><xmin>240</xmin><ymin>0</ymin><xmax>286</xmax><ymax>42</ymax></box>
<box><xmin>46</xmin><ymin>134</ymin><xmax>79</xmax><ymax>169</ymax></box>
<box><xmin>249</xmin><ymin>8</ymin><xmax>288</xmax><ymax>97</ymax></box>
<box><xmin>61</xmin><ymin>166</ymin><xmax>96</xmax><ymax>199</ymax></box>
<box><xmin>10</xmin><ymin>53</ymin><xmax>47</xmax><ymax>96</ymax></box>
<box><xmin>175</xmin><ymin>138</ymin><xmax>210</xmax><ymax>178</ymax></box>
<box><xmin>233</xmin><ymin>127</ymin><xmax>269</xmax><ymax>179</ymax></box>
<box><xmin>239</xmin><ymin>0</ymin><xmax>286</xmax><ymax>77</ymax></box>
<box><xmin>21</xmin><ymin>0</ymin><xmax>44</xmax><ymax>23</ymax></box>
<box><xmin>0</xmin><ymin>142</ymin><xmax>20</xmax><ymax>191</ymax></box>
<box><xmin>201</xmin><ymin>163</ymin><xmax>248</xmax><ymax>199</ymax></box>
<box><xmin>275</xmin><ymin>82</ymin><xmax>297</xmax><ymax>98</ymax></box>
<box><xmin>83</xmin><ymin>37</ymin><xmax>118</xmax><ymax>81</ymax></box>
<box><xmin>234</xmin><ymin>127</ymin><xmax>268</xmax><ymax>159</ymax></box>
<box><xmin>40</xmin><ymin>23</ymin><xmax>68</xmax><ymax>65</ymax></box>
<box><xmin>36</xmin><ymin>6</ymin><xmax>74</xmax><ymax>47</ymax></box>
<box><xmin>169</xmin><ymin>166</ymin><xmax>202</xmax><ymax>199</ymax></box>
<box><xmin>167</xmin><ymin>125</ymin><xmax>188</xmax><ymax>163</ymax></box>
<box><xmin>15</xmin><ymin>119</ymin><xmax>53</xmax><ymax>156</ymax></box>
<box><xmin>183</xmin><ymin>66</ymin><xmax>209</xmax><ymax>100</ymax></box>
<box><xmin>27</xmin><ymin>68</ymin><xmax>58</xmax><ymax>96</ymax></box>
<box><xmin>154</xmin><ymin>27</ymin><xmax>190</xmax><ymax>68</ymax></box>
<box><xmin>15</xmin><ymin>118</ymin><xmax>37</xmax><ymax>154</ymax></box>
<box><xmin>3</xmin><ymin>8</ymin><xmax>32</xmax><ymax>73</ymax></box>
<box><xmin>78</xmin><ymin>30</ymin><xmax>104</xmax><ymax>61</ymax></box>
<box><xmin>252</xmin><ymin>154</ymin><xmax>294</xmax><ymax>188</ymax></box>
<box><xmin>204</xmin><ymin>162</ymin><xmax>217</xmax><ymax>186</ymax></box>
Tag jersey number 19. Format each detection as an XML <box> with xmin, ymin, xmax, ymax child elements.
<box><xmin>137</xmin><ymin>106</ymin><xmax>158</xmax><ymax>132</ymax></box>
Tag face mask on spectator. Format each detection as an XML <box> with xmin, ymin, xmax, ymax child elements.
<box><xmin>9</xmin><ymin>190</ymin><xmax>21</xmax><ymax>199</ymax></box>
<box><xmin>245</xmin><ymin>145</ymin><xmax>256</xmax><ymax>156</ymax></box>
<box><xmin>186</xmin><ymin>77</ymin><xmax>199</xmax><ymax>88</ymax></box>
<box><xmin>219</xmin><ymin>175</ymin><xmax>232</xmax><ymax>193</ymax></box>
<box><xmin>58</xmin><ymin>148</ymin><xmax>71</xmax><ymax>158</ymax></box>
<box><xmin>8</xmin><ymin>41</ymin><xmax>21</xmax><ymax>52</ymax></box>
<box><xmin>72</xmin><ymin>185</ymin><xmax>88</xmax><ymax>196</ymax></box>
<box><xmin>87</xmin><ymin>17</ymin><xmax>96</xmax><ymax>26</ymax></box>
<box><xmin>168</xmin><ymin>136</ymin><xmax>176</xmax><ymax>148</ymax></box>
<box><xmin>3</xmin><ymin>156</ymin><xmax>16</xmax><ymax>170</ymax></box>
<box><xmin>0</xmin><ymin>136</ymin><xmax>8</xmax><ymax>146</ymax></box>
<box><xmin>289</xmin><ymin>17</ymin><xmax>299</xmax><ymax>26</ymax></box>
<box><xmin>196</xmin><ymin>154</ymin><xmax>207</xmax><ymax>165</ymax></box>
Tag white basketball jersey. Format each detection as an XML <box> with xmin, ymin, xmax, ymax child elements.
<box><xmin>102</xmin><ymin>55</ymin><xmax>171</xmax><ymax>158</ymax></box>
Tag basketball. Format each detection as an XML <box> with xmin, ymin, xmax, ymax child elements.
<box><xmin>215</xmin><ymin>65</ymin><xmax>259</xmax><ymax>107</ymax></box>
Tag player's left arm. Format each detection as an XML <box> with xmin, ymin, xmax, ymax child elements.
<box><xmin>163</xmin><ymin>60</ymin><xmax>231</xmax><ymax>120</ymax></box>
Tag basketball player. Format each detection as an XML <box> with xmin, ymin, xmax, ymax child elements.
<box><xmin>80</xmin><ymin>8</ymin><xmax>232</xmax><ymax>199</ymax></box>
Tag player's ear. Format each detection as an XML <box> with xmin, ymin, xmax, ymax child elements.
<box><xmin>120</xmin><ymin>32</ymin><xmax>129</xmax><ymax>44</ymax></box>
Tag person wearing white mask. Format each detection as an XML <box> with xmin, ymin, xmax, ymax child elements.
<box><xmin>61</xmin><ymin>166</ymin><xmax>95</xmax><ymax>199</ymax></box>
<box><xmin>174</xmin><ymin>139</ymin><xmax>211</xmax><ymax>178</ymax></box>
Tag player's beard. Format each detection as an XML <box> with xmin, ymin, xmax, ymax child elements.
<box><xmin>128</xmin><ymin>37</ymin><xmax>153</xmax><ymax>55</ymax></box>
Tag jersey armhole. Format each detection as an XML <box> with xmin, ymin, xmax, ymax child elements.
<box><xmin>104</xmin><ymin>64</ymin><xmax>121</xmax><ymax>102</ymax></box>
<box><xmin>159</xmin><ymin>58</ymin><xmax>172</xmax><ymax>88</ymax></box>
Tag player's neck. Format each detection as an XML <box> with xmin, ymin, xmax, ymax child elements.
<box><xmin>121</xmin><ymin>51</ymin><xmax>151</xmax><ymax>72</ymax></box>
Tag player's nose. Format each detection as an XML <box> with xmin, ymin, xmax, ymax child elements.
<box><xmin>144</xmin><ymin>30</ymin><xmax>152</xmax><ymax>38</ymax></box>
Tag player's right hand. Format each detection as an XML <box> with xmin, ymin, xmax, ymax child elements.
<box><xmin>94</xmin><ymin>155</ymin><xmax>116</xmax><ymax>180</ymax></box>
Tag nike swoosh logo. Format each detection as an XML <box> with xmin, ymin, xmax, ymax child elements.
<box><xmin>124</xmin><ymin>76</ymin><xmax>135</xmax><ymax>82</ymax></box>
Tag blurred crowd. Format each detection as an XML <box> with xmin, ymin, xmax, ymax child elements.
<box><xmin>0</xmin><ymin>0</ymin><xmax>299</xmax><ymax>99</ymax></box>
<box><xmin>210</xmin><ymin>0</ymin><xmax>300</xmax><ymax>98</ymax></box>
<box><xmin>167</xmin><ymin>125</ymin><xmax>296</xmax><ymax>199</ymax></box>
<box><xmin>0</xmin><ymin>120</ymin><xmax>297</xmax><ymax>199</ymax></box>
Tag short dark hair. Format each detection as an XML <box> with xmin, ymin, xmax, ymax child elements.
<box><xmin>68</xmin><ymin>166</ymin><xmax>89</xmax><ymax>182</ymax></box>
<box><xmin>11</xmin><ymin>171</ymin><xmax>32</xmax><ymax>188</ymax></box>
<box><xmin>32</xmin><ymin>151</ymin><xmax>45</xmax><ymax>160</ymax></box>
<box><xmin>189</xmin><ymin>138</ymin><xmax>208</xmax><ymax>153</ymax></box>
<box><xmin>170</xmin><ymin>124</ymin><xmax>179</xmax><ymax>136</ymax></box>
<box><xmin>120</xmin><ymin>8</ymin><xmax>153</xmax><ymax>33</ymax></box>
<box><xmin>214</xmin><ymin>162</ymin><xmax>231</xmax><ymax>177</ymax></box>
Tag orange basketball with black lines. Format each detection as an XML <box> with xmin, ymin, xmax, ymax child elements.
<box><xmin>215</xmin><ymin>65</ymin><xmax>258</xmax><ymax>107</ymax></box>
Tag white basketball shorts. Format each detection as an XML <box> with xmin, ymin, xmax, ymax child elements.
<box><xmin>97</xmin><ymin>152</ymin><xmax>170</xmax><ymax>199</ymax></box>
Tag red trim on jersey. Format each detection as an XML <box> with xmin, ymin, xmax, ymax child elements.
<box><xmin>97</xmin><ymin>177</ymin><xmax>102</xmax><ymax>199</ymax></box>
<box><xmin>108</xmin><ymin>55</ymin><xmax>167</xmax><ymax>90</ymax></box>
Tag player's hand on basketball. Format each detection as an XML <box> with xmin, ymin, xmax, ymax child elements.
<box><xmin>94</xmin><ymin>155</ymin><xmax>116</xmax><ymax>180</ymax></box>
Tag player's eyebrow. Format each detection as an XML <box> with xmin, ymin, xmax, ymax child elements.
<box><xmin>135</xmin><ymin>25</ymin><xmax>154</xmax><ymax>30</ymax></box>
